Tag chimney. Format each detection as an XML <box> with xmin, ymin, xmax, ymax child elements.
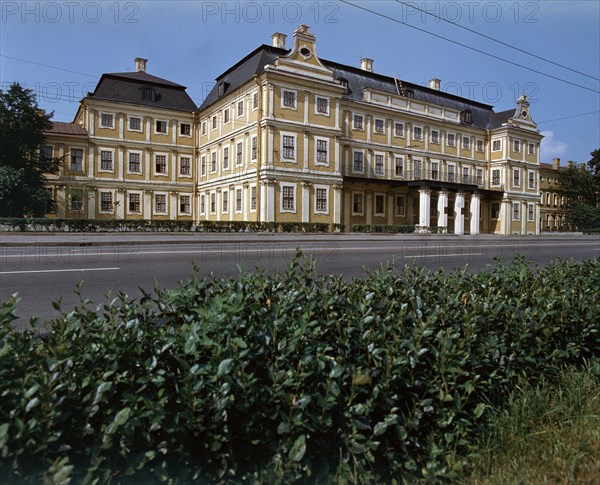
<box><xmin>135</xmin><ymin>57</ymin><xmax>147</xmax><ymax>73</ymax></box>
<box><xmin>272</xmin><ymin>32</ymin><xmax>287</xmax><ymax>49</ymax></box>
<box><xmin>360</xmin><ymin>58</ymin><xmax>373</xmax><ymax>72</ymax></box>
<box><xmin>552</xmin><ymin>157</ymin><xmax>560</xmax><ymax>170</ymax></box>
<box><xmin>429</xmin><ymin>78</ymin><xmax>441</xmax><ymax>91</ymax></box>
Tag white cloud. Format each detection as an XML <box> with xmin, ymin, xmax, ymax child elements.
<box><xmin>540</xmin><ymin>131</ymin><xmax>569</xmax><ymax>163</ymax></box>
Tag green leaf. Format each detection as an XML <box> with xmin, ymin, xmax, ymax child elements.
<box><xmin>217</xmin><ymin>358</ymin><xmax>234</xmax><ymax>377</ymax></box>
<box><xmin>289</xmin><ymin>434</ymin><xmax>306</xmax><ymax>462</ymax></box>
<box><xmin>474</xmin><ymin>403</ymin><xmax>486</xmax><ymax>418</ymax></box>
<box><xmin>277</xmin><ymin>422</ymin><xmax>290</xmax><ymax>435</ymax></box>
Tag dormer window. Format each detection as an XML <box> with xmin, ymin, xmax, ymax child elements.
<box><xmin>141</xmin><ymin>87</ymin><xmax>153</xmax><ymax>101</ymax></box>
<box><xmin>337</xmin><ymin>78</ymin><xmax>349</xmax><ymax>93</ymax></box>
<box><xmin>217</xmin><ymin>82</ymin><xmax>229</xmax><ymax>98</ymax></box>
<box><xmin>462</xmin><ymin>110</ymin><xmax>473</xmax><ymax>124</ymax></box>
<box><xmin>403</xmin><ymin>89</ymin><xmax>414</xmax><ymax>99</ymax></box>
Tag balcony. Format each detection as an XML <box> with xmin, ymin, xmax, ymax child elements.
<box><xmin>404</xmin><ymin>169</ymin><xmax>485</xmax><ymax>189</ymax></box>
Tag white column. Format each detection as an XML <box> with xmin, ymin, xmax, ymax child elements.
<box><xmin>437</xmin><ymin>189</ymin><xmax>448</xmax><ymax>230</ymax></box>
<box><xmin>500</xmin><ymin>198</ymin><xmax>510</xmax><ymax>235</ymax></box>
<box><xmin>170</xmin><ymin>192</ymin><xmax>178</xmax><ymax>220</ymax></box>
<box><xmin>454</xmin><ymin>191</ymin><xmax>465</xmax><ymax>235</ymax></box>
<box><xmin>87</xmin><ymin>189</ymin><xmax>96</xmax><ymax>219</ymax></box>
<box><xmin>334</xmin><ymin>185</ymin><xmax>342</xmax><ymax>225</ymax></box>
<box><xmin>216</xmin><ymin>190</ymin><xmax>221</xmax><ymax>222</ymax></box>
<box><xmin>343</xmin><ymin>191</ymin><xmax>351</xmax><ymax>228</ymax></box>
<box><xmin>366</xmin><ymin>192</ymin><xmax>373</xmax><ymax>226</ymax></box>
<box><xmin>260</xmin><ymin>182</ymin><xmax>267</xmax><ymax>222</ymax></box>
<box><xmin>521</xmin><ymin>201</ymin><xmax>526</xmax><ymax>235</ymax></box>
<box><xmin>302</xmin><ymin>182</ymin><xmax>310</xmax><ymax>223</ymax></box>
<box><xmin>116</xmin><ymin>190</ymin><xmax>125</xmax><ymax>219</ymax></box>
<box><xmin>267</xmin><ymin>182</ymin><xmax>275</xmax><ymax>222</ymax></box>
<box><xmin>470</xmin><ymin>193</ymin><xmax>480</xmax><ymax>235</ymax></box>
<box><xmin>418</xmin><ymin>187</ymin><xmax>430</xmax><ymax>227</ymax></box>
<box><xmin>143</xmin><ymin>191</ymin><xmax>152</xmax><ymax>220</ymax></box>
<box><xmin>535</xmin><ymin>202</ymin><xmax>541</xmax><ymax>235</ymax></box>
<box><xmin>243</xmin><ymin>184</ymin><xmax>249</xmax><ymax>221</ymax></box>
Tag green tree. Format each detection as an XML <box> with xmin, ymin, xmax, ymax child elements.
<box><xmin>0</xmin><ymin>83</ymin><xmax>60</xmax><ymax>217</ymax></box>
<box><xmin>556</xmin><ymin>149</ymin><xmax>600</xmax><ymax>230</ymax></box>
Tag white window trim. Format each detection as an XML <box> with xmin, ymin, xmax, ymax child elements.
<box><xmin>211</xmin><ymin>115</ymin><xmax>218</xmax><ymax>131</ymax></box>
<box><xmin>430</xmin><ymin>129</ymin><xmax>440</xmax><ymax>144</ymax></box>
<box><xmin>179</xmin><ymin>122</ymin><xmax>192</xmax><ymax>138</ymax></box>
<box><xmin>280</xmin><ymin>131</ymin><xmax>297</xmax><ymax>163</ymax></box>
<box><xmin>412</xmin><ymin>125</ymin><xmax>423</xmax><ymax>141</ymax></box>
<box><xmin>394</xmin><ymin>122</ymin><xmax>405</xmax><ymax>138</ymax></box>
<box><xmin>281</xmin><ymin>88</ymin><xmax>298</xmax><ymax>110</ymax></box>
<box><xmin>236</xmin><ymin>140</ymin><xmax>244</xmax><ymax>167</ymax></box>
<box><xmin>222</xmin><ymin>146</ymin><xmax>230</xmax><ymax>171</ymax></box>
<box><xmin>222</xmin><ymin>189</ymin><xmax>229</xmax><ymax>214</ymax></box>
<box><xmin>250</xmin><ymin>185</ymin><xmax>257</xmax><ymax>212</ymax></box>
<box><xmin>527</xmin><ymin>202</ymin><xmax>535</xmax><ymax>222</ymax></box>
<box><xmin>447</xmin><ymin>162</ymin><xmax>456</xmax><ymax>181</ymax></box>
<box><xmin>491</xmin><ymin>168</ymin><xmax>501</xmax><ymax>187</ymax></box>
<box><xmin>280</xmin><ymin>182</ymin><xmax>297</xmax><ymax>213</ymax></box>
<box><xmin>98</xmin><ymin>190</ymin><xmax>114</xmax><ymax>214</ymax></box>
<box><xmin>491</xmin><ymin>202</ymin><xmax>501</xmax><ymax>220</ymax></box>
<box><xmin>154</xmin><ymin>119</ymin><xmax>169</xmax><ymax>135</ymax></box>
<box><xmin>234</xmin><ymin>187</ymin><xmax>243</xmax><ymax>214</ymax></box>
<box><xmin>352</xmin><ymin>192</ymin><xmax>364</xmax><ymax>216</ymax></box>
<box><xmin>476</xmin><ymin>139</ymin><xmax>484</xmax><ymax>152</ymax></box>
<box><xmin>353</xmin><ymin>113</ymin><xmax>365</xmax><ymax>131</ymax></box>
<box><xmin>251</xmin><ymin>135</ymin><xmax>258</xmax><ymax>162</ymax></box>
<box><xmin>127</xmin><ymin>190</ymin><xmax>143</xmax><ymax>215</ymax></box>
<box><xmin>179</xmin><ymin>194</ymin><xmax>192</xmax><ymax>216</ymax></box>
<box><xmin>447</xmin><ymin>132</ymin><xmax>456</xmax><ymax>147</ymax></box>
<box><xmin>154</xmin><ymin>152</ymin><xmax>169</xmax><ymax>177</ymax></box>
<box><xmin>528</xmin><ymin>169</ymin><xmax>536</xmax><ymax>189</ymax></box>
<box><xmin>513</xmin><ymin>139</ymin><xmax>521</xmax><ymax>152</ymax></box>
<box><xmin>210</xmin><ymin>192</ymin><xmax>216</xmax><ymax>214</ymax></box>
<box><xmin>210</xmin><ymin>151</ymin><xmax>217</xmax><ymax>173</ymax></box>
<box><xmin>395</xmin><ymin>195</ymin><xmax>406</xmax><ymax>216</ymax></box>
<box><xmin>178</xmin><ymin>155</ymin><xmax>192</xmax><ymax>178</ymax></box>
<box><xmin>154</xmin><ymin>192</ymin><xmax>168</xmax><ymax>215</ymax></box>
<box><xmin>314</xmin><ymin>95</ymin><xmax>330</xmax><ymax>116</ymax></box>
<box><xmin>126</xmin><ymin>150</ymin><xmax>143</xmax><ymax>175</ymax></box>
<box><xmin>374</xmin><ymin>151</ymin><xmax>386</xmax><ymax>176</ymax></box>
<box><xmin>512</xmin><ymin>202</ymin><xmax>520</xmax><ymax>221</ymax></box>
<box><xmin>528</xmin><ymin>142</ymin><xmax>535</xmax><ymax>155</ymax></box>
<box><xmin>251</xmin><ymin>91</ymin><xmax>259</xmax><ymax>111</ymax></box>
<box><xmin>462</xmin><ymin>136</ymin><xmax>471</xmax><ymax>150</ymax></box>
<box><xmin>99</xmin><ymin>112</ymin><xmax>115</xmax><ymax>129</ymax></box>
<box><xmin>98</xmin><ymin>147</ymin><xmax>115</xmax><ymax>173</ymax></box>
<box><xmin>492</xmin><ymin>139</ymin><xmax>502</xmax><ymax>151</ymax></box>
<box><xmin>236</xmin><ymin>100</ymin><xmax>244</xmax><ymax>118</ymax></box>
<box><xmin>223</xmin><ymin>107</ymin><xmax>230</xmax><ymax>124</ymax></box>
<box><xmin>513</xmin><ymin>168</ymin><xmax>521</xmax><ymax>188</ymax></box>
<box><xmin>199</xmin><ymin>194</ymin><xmax>206</xmax><ymax>216</ymax></box>
<box><xmin>127</xmin><ymin>115</ymin><xmax>142</xmax><ymax>133</ymax></box>
<box><xmin>394</xmin><ymin>156</ymin><xmax>404</xmax><ymax>178</ymax></box>
<box><xmin>69</xmin><ymin>147</ymin><xmax>86</xmax><ymax>171</ymax></box>
<box><xmin>374</xmin><ymin>192</ymin><xmax>386</xmax><ymax>216</ymax></box>
<box><xmin>373</xmin><ymin>117</ymin><xmax>385</xmax><ymax>135</ymax></box>
<box><xmin>314</xmin><ymin>184</ymin><xmax>330</xmax><ymax>215</ymax></box>
<box><xmin>314</xmin><ymin>136</ymin><xmax>329</xmax><ymax>166</ymax></box>
<box><xmin>352</xmin><ymin>149</ymin><xmax>365</xmax><ymax>174</ymax></box>
<box><xmin>201</xmin><ymin>121</ymin><xmax>207</xmax><ymax>135</ymax></box>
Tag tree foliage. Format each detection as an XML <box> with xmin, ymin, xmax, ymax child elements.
<box><xmin>556</xmin><ymin>149</ymin><xmax>600</xmax><ymax>229</ymax></box>
<box><xmin>0</xmin><ymin>83</ymin><xmax>60</xmax><ymax>217</ymax></box>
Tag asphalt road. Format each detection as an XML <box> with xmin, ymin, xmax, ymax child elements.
<box><xmin>1</xmin><ymin>234</ymin><xmax>598</xmax><ymax>330</ymax></box>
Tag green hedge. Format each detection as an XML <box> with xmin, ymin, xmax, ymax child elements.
<box><xmin>352</xmin><ymin>224</ymin><xmax>416</xmax><ymax>233</ymax></box>
<box><xmin>1</xmin><ymin>255</ymin><xmax>599</xmax><ymax>483</ymax></box>
<box><xmin>0</xmin><ymin>218</ymin><xmax>345</xmax><ymax>234</ymax></box>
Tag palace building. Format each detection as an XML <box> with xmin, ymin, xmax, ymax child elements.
<box><xmin>44</xmin><ymin>24</ymin><xmax>548</xmax><ymax>235</ymax></box>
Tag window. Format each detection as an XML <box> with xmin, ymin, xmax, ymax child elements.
<box><xmin>316</xmin><ymin>96</ymin><xmax>329</xmax><ymax>114</ymax></box>
<box><xmin>100</xmin><ymin>191</ymin><xmax>113</xmax><ymax>212</ymax></box>
<box><xmin>282</xmin><ymin>135</ymin><xmax>295</xmax><ymax>160</ymax></box>
<box><xmin>201</xmin><ymin>155</ymin><xmax>206</xmax><ymax>175</ymax></box>
<box><xmin>413</xmin><ymin>126</ymin><xmax>422</xmax><ymax>140</ymax></box>
<box><xmin>375</xmin><ymin>154</ymin><xmax>384</xmax><ymax>175</ymax></box>
<box><xmin>222</xmin><ymin>190</ymin><xmax>228</xmax><ymax>213</ymax></box>
<box><xmin>155</xmin><ymin>194</ymin><xmax>167</xmax><ymax>214</ymax></box>
<box><xmin>218</xmin><ymin>83</ymin><xmax>225</xmax><ymax>97</ymax></box>
<box><xmin>447</xmin><ymin>133</ymin><xmax>455</xmax><ymax>147</ymax></box>
<box><xmin>476</xmin><ymin>139</ymin><xmax>484</xmax><ymax>152</ymax></box>
<box><xmin>353</xmin><ymin>193</ymin><xmax>363</xmax><ymax>214</ymax></box>
<box><xmin>316</xmin><ymin>139</ymin><xmax>328</xmax><ymax>164</ymax></box>
<box><xmin>462</xmin><ymin>166</ymin><xmax>470</xmax><ymax>183</ymax></box>
<box><xmin>395</xmin><ymin>157</ymin><xmax>404</xmax><ymax>177</ymax></box>
<box><xmin>236</xmin><ymin>142</ymin><xmax>243</xmax><ymax>166</ymax></box>
<box><xmin>180</xmin><ymin>123</ymin><xmax>191</xmax><ymax>136</ymax></box>
<box><xmin>528</xmin><ymin>143</ymin><xmax>535</xmax><ymax>155</ymax></box>
<box><xmin>431</xmin><ymin>161</ymin><xmax>439</xmax><ymax>180</ymax></box>
<box><xmin>395</xmin><ymin>195</ymin><xmax>405</xmax><ymax>215</ymax></box>
<box><xmin>353</xmin><ymin>151</ymin><xmax>364</xmax><ymax>172</ymax></box>
<box><xmin>223</xmin><ymin>108</ymin><xmax>230</xmax><ymax>124</ymax></box>
<box><xmin>414</xmin><ymin>159</ymin><xmax>422</xmax><ymax>179</ymax></box>
<box><xmin>252</xmin><ymin>92</ymin><xmax>259</xmax><ymax>110</ymax></box>
<box><xmin>374</xmin><ymin>118</ymin><xmax>384</xmax><ymax>134</ymax></box>
<box><xmin>141</xmin><ymin>87</ymin><xmax>153</xmax><ymax>101</ymax></box>
<box><xmin>250</xmin><ymin>186</ymin><xmax>257</xmax><ymax>211</ymax></box>
<box><xmin>237</xmin><ymin>100</ymin><xmax>244</xmax><ymax>117</ymax></box>
<box><xmin>201</xmin><ymin>121</ymin><xmax>206</xmax><ymax>135</ymax></box>
<box><xmin>40</xmin><ymin>145</ymin><xmax>53</xmax><ymax>162</ymax></box>
<box><xmin>282</xmin><ymin>185</ymin><xmax>295</xmax><ymax>211</ymax></box>
<box><xmin>448</xmin><ymin>164</ymin><xmax>455</xmax><ymax>183</ymax></box>
<box><xmin>492</xmin><ymin>140</ymin><xmax>501</xmax><ymax>151</ymax></box>
<box><xmin>129</xmin><ymin>116</ymin><xmax>141</xmax><ymax>131</ymax></box>
<box><xmin>528</xmin><ymin>171</ymin><xmax>535</xmax><ymax>189</ymax></box>
<box><xmin>100</xmin><ymin>150</ymin><xmax>113</xmax><ymax>171</ymax></box>
<box><xmin>180</xmin><ymin>157</ymin><xmax>191</xmax><ymax>176</ymax></box>
<box><xmin>513</xmin><ymin>140</ymin><xmax>521</xmax><ymax>152</ymax></box>
<box><xmin>210</xmin><ymin>193</ymin><xmax>216</xmax><ymax>213</ymax></box>
<box><xmin>128</xmin><ymin>152</ymin><xmax>141</xmax><ymax>173</ymax></box>
<box><xmin>513</xmin><ymin>202</ymin><xmax>520</xmax><ymax>221</ymax></box>
<box><xmin>462</xmin><ymin>110</ymin><xmax>472</xmax><ymax>124</ymax></box>
<box><xmin>155</xmin><ymin>120</ymin><xmax>167</xmax><ymax>134</ymax></box>
<box><xmin>212</xmin><ymin>116</ymin><xmax>217</xmax><ymax>130</ymax></box>
<box><xmin>431</xmin><ymin>130</ymin><xmax>439</xmax><ymax>144</ymax></box>
<box><xmin>70</xmin><ymin>190</ymin><xmax>83</xmax><ymax>212</ymax></box>
<box><xmin>476</xmin><ymin>168</ymin><xmax>483</xmax><ymax>186</ymax></box>
<box><xmin>513</xmin><ymin>168</ymin><xmax>520</xmax><ymax>187</ymax></box>
<box><xmin>492</xmin><ymin>169</ymin><xmax>500</xmax><ymax>186</ymax></box>
<box><xmin>375</xmin><ymin>194</ymin><xmax>385</xmax><ymax>215</ymax></box>
<box><xmin>200</xmin><ymin>194</ymin><xmax>206</xmax><ymax>215</ymax></box>
<box><xmin>100</xmin><ymin>113</ymin><xmax>114</xmax><ymax>128</ymax></box>
<box><xmin>155</xmin><ymin>155</ymin><xmax>167</xmax><ymax>174</ymax></box>
<box><xmin>491</xmin><ymin>202</ymin><xmax>500</xmax><ymax>219</ymax></box>
<box><xmin>211</xmin><ymin>152</ymin><xmax>217</xmax><ymax>172</ymax></box>
<box><xmin>128</xmin><ymin>193</ymin><xmax>141</xmax><ymax>213</ymax></box>
<box><xmin>251</xmin><ymin>136</ymin><xmax>257</xmax><ymax>160</ymax></box>
<box><xmin>282</xmin><ymin>89</ymin><xmax>296</xmax><ymax>108</ymax></box>
<box><xmin>70</xmin><ymin>149</ymin><xmax>83</xmax><ymax>171</ymax></box>
<box><xmin>235</xmin><ymin>189</ymin><xmax>242</xmax><ymax>212</ymax></box>
<box><xmin>315</xmin><ymin>187</ymin><xmax>328</xmax><ymax>213</ymax></box>
<box><xmin>462</xmin><ymin>136</ymin><xmax>470</xmax><ymax>150</ymax></box>
<box><xmin>353</xmin><ymin>114</ymin><xmax>364</xmax><ymax>130</ymax></box>
<box><xmin>528</xmin><ymin>203</ymin><xmax>534</xmax><ymax>221</ymax></box>
<box><xmin>180</xmin><ymin>195</ymin><xmax>191</xmax><ymax>215</ymax></box>
<box><xmin>394</xmin><ymin>122</ymin><xmax>404</xmax><ymax>137</ymax></box>
<box><xmin>223</xmin><ymin>147</ymin><xmax>229</xmax><ymax>169</ymax></box>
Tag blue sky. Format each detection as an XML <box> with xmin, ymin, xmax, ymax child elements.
<box><xmin>2</xmin><ymin>0</ymin><xmax>599</xmax><ymax>164</ymax></box>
